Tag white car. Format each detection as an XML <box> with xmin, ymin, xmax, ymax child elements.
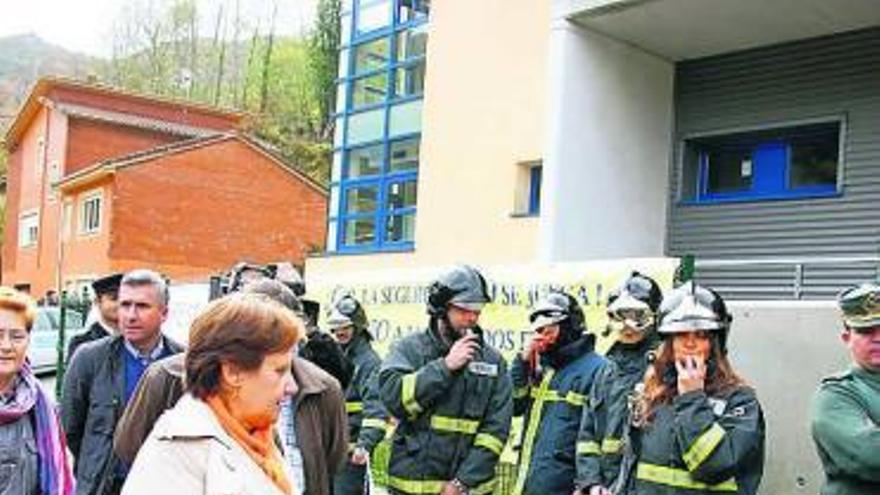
<box><xmin>27</xmin><ymin>307</ymin><xmax>86</xmax><ymax>374</ymax></box>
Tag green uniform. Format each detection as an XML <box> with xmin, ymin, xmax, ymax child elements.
<box><xmin>378</xmin><ymin>326</ymin><xmax>513</xmax><ymax>495</ymax></box>
<box><xmin>811</xmin><ymin>366</ymin><xmax>880</xmax><ymax>495</ymax></box>
<box><xmin>334</xmin><ymin>334</ymin><xmax>388</xmax><ymax>495</ymax></box>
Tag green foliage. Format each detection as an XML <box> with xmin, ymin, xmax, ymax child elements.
<box><xmin>307</xmin><ymin>0</ymin><xmax>341</xmax><ymax>141</ymax></box>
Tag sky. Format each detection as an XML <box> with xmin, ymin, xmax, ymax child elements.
<box><xmin>0</xmin><ymin>0</ymin><xmax>317</xmax><ymax>57</ymax></box>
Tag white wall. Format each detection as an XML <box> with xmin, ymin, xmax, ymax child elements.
<box><xmin>539</xmin><ymin>17</ymin><xmax>674</xmax><ymax>261</ymax></box>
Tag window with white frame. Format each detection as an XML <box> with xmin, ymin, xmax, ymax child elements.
<box><xmin>18</xmin><ymin>212</ymin><xmax>39</xmax><ymax>248</ymax></box>
<box><xmin>80</xmin><ymin>193</ymin><xmax>102</xmax><ymax>235</ymax></box>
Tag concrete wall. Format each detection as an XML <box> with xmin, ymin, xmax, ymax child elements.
<box><xmin>727</xmin><ymin>301</ymin><xmax>849</xmax><ymax>495</ymax></box>
<box><xmin>538</xmin><ymin>19</ymin><xmax>674</xmax><ymax>261</ymax></box>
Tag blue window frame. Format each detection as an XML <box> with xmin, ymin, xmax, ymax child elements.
<box><xmin>684</xmin><ymin>120</ymin><xmax>842</xmax><ymax>204</ymax></box>
<box><xmin>328</xmin><ymin>0</ymin><xmax>428</xmax><ymax>254</ymax></box>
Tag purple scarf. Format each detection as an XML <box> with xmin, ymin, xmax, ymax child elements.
<box><xmin>0</xmin><ymin>363</ymin><xmax>75</xmax><ymax>495</ymax></box>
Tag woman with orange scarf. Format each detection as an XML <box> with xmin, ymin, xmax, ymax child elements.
<box><xmin>122</xmin><ymin>292</ymin><xmax>301</xmax><ymax>495</ymax></box>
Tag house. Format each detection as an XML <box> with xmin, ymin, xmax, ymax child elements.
<box><xmin>2</xmin><ymin>77</ymin><xmax>326</xmax><ymax>296</ymax></box>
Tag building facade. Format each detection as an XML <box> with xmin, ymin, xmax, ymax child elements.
<box><xmin>311</xmin><ymin>0</ymin><xmax>880</xmax><ymax>299</ymax></box>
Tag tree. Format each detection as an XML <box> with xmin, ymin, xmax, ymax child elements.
<box><xmin>307</xmin><ymin>0</ymin><xmax>341</xmax><ymax>141</ymax></box>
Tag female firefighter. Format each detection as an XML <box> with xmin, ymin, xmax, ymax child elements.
<box><xmin>614</xmin><ymin>282</ymin><xmax>766</xmax><ymax>495</ymax></box>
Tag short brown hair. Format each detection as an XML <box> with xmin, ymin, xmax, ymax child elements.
<box><xmin>0</xmin><ymin>286</ymin><xmax>37</xmax><ymax>331</ymax></box>
<box><xmin>185</xmin><ymin>292</ymin><xmax>303</xmax><ymax>399</ymax></box>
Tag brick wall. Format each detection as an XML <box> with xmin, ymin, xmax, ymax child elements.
<box><xmin>109</xmin><ymin>138</ymin><xmax>327</xmax><ymax>282</ymax></box>
<box><xmin>65</xmin><ymin>118</ymin><xmax>182</xmax><ymax>175</ymax></box>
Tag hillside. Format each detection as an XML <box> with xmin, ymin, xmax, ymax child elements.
<box><xmin>0</xmin><ymin>33</ymin><xmax>98</xmax><ymax>129</ymax></box>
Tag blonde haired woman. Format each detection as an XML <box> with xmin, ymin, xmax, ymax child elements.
<box><xmin>0</xmin><ymin>287</ymin><xmax>75</xmax><ymax>495</ymax></box>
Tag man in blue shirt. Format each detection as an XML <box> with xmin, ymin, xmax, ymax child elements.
<box><xmin>62</xmin><ymin>269</ymin><xmax>183</xmax><ymax>495</ymax></box>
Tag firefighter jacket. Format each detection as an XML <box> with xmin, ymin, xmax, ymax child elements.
<box><xmin>344</xmin><ymin>333</ymin><xmax>388</xmax><ymax>453</ymax></box>
<box><xmin>576</xmin><ymin>341</ymin><xmax>654</xmax><ymax>490</ymax></box>
<box><xmin>510</xmin><ymin>336</ymin><xmax>607</xmax><ymax>495</ymax></box>
<box><xmin>334</xmin><ymin>332</ymin><xmax>389</xmax><ymax>495</ymax></box>
<box><xmin>618</xmin><ymin>385</ymin><xmax>765</xmax><ymax>495</ymax></box>
<box><xmin>811</xmin><ymin>365</ymin><xmax>880</xmax><ymax>495</ymax></box>
<box><xmin>378</xmin><ymin>324</ymin><xmax>513</xmax><ymax>495</ymax></box>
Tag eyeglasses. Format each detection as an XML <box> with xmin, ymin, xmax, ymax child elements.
<box><xmin>608</xmin><ymin>308</ymin><xmax>654</xmax><ymax>331</ymax></box>
<box><xmin>0</xmin><ymin>328</ymin><xmax>29</xmax><ymax>346</ymax></box>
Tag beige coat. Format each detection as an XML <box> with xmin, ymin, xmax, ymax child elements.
<box><xmin>121</xmin><ymin>393</ymin><xmax>293</xmax><ymax>495</ymax></box>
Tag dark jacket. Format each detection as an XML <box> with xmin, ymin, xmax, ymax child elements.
<box><xmin>61</xmin><ymin>335</ymin><xmax>183</xmax><ymax>495</ymax></box>
<box><xmin>290</xmin><ymin>356</ymin><xmax>350</xmax><ymax>495</ymax></box>
<box><xmin>510</xmin><ymin>336</ymin><xmax>606</xmax><ymax>495</ymax></box>
<box><xmin>576</xmin><ymin>341</ymin><xmax>654</xmax><ymax>490</ymax></box>
<box><xmin>0</xmin><ymin>408</ymin><xmax>39</xmax><ymax>495</ymax></box>
<box><xmin>619</xmin><ymin>386</ymin><xmax>765</xmax><ymax>495</ymax></box>
<box><xmin>811</xmin><ymin>366</ymin><xmax>880</xmax><ymax>495</ymax></box>
<box><xmin>334</xmin><ymin>333</ymin><xmax>389</xmax><ymax>495</ymax></box>
<box><xmin>113</xmin><ymin>354</ymin><xmax>185</xmax><ymax>465</ymax></box>
<box><xmin>66</xmin><ymin>321</ymin><xmax>111</xmax><ymax>363</ymax></box>
<box><xmin>378</xmin><ymin>325</ymin><xmax>513</xmax><ymax>495</ymax></box>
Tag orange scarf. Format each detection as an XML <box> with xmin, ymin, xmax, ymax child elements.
<box><xmin>206</xmin><ymin>395</ymin><xmax>293</xmax><ymax>495</ymax></box>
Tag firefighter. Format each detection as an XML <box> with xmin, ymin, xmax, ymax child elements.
<box><xmin>575</xmin><ymin>272</ymin><xmax>662</xmax><ymax>494</ymax></box>
<box><xmin>328</xmin><ymin>294</ymin><xmax>389</xmax><ymax>495</ymax></box>
<box><xmin>511</xmin><ymin>290</ymin><xmax>607</xmax><ymax>495</ymax></box>
<box><xmin>615</xmin><ymin>281</ymin><xmax>765</xmax><ymax>495</ymax></box>
<box><xmin>378</xmin><ymin>265</ymin><xmax>513</xmax><ymax>495</ymax></box>
<box><xmin>810</xmin><ymin>282</ymin><xmax>880</xmax><ymax>495</ymax></box>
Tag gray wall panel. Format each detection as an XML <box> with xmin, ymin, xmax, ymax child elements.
<box><xmin>669</xmin><ymin>28</ymin><xmax>880</xmax><ymax>298</ymax></box>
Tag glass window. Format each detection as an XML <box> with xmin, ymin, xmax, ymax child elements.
<box><xmin>344</xmin><ymin>217</ymin><xmax>377</xmax><ymax>246</ymax></box>
<box><xmin>348</xmin><ymin>144</ymin><xmax>384</xmax><ymax>178</ymax></box>
<box><xmin>353</xmin><ymin>37</ymin><xmax>390</xmax><ymax>75</ymax></box>
<box><xmin>356</xmin><ymin>0</ymin><xmax>390</xmax><ymax>35</ymax></box>
<box><xmin>396</xmin><ymin>26</ymin><xmax>427</xmax><ymax>61</ymax></box>
<box><xmin>352</xmin><ymin>73</ymin><xmax>389</xmax><ymax>108</ymax></box>
<box><xmin>390</xmin><ymin>138</ymin><xmax>419</xmax><ymax>172</ymax></box>
<box><xmin>684</xmin><ymin>120</ymin><xmax>841</xmax><ymax>202</ymax></box>
<box><xmin>387</xmin><ymin>180</ymin><xmax>417</xmax><ymax>210</ymax></box>
<box><xmin>385</xmin><ymin>213</ymin><xmax>415</xmax><ymax>242</ymax></box>
<box><xmin>706</xmin><ymin>148</ymin><xmax>752</xmax><ymax>194</ymax></box>
<box><xmin>389</xmin><ymin>100</ymin><xmax>422</xmax><ymax>137</ymax></box>
<box><xmin>394</xmin><ymin>62</ymin><xmax>425</xmax><ymax>99</ymax></box>
<box><xmin>18</xmin><ymin>212</ymin><xmax>38</xmax><ymax>248</ymax></box>
<box><xmin>80</xmin><ymin>194</ymin><xmax>102</xmax><ymax>234</ymax></box>
<box><xmin>345</xmin><ymin>186</ymin><xmax>379</xmax><ymax>214</ymax></box>
<box><xmin>529</xmin><ymin>165</ymin><xmax>542</xmax><ymax>215</ymax></box>
<box><xmin>347</xmin><ymin>108</ymin><xmax>385</xmax><ymax>145</ymax></box>
<box><xmin>399</xmin><ymin>0</ymin><xmax>429</xmax><ymax>22</ymax></box>
<box><xmin>789</xmin><ymin>124</ymin><xmax>839</xmax><ymax>189</ymax></box>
